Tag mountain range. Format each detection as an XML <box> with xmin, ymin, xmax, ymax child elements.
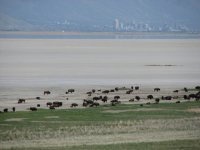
<box><xmin>0</xmin><ymin>0</ymin><xmax>200</xmax><ymax>32</ymax></box>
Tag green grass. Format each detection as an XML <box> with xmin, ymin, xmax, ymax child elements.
<box><xmin>0</xmin><ymin>101</ymin><xmax>200</xmax><ymax>149</ymax></box>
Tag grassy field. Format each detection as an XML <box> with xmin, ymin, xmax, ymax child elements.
<box><xmin>0</xmin><ymin>101</ymin><xmax>200</xmax><ymax>150</ymax></box>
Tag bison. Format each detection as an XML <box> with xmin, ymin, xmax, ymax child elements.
<box><xmin>154</xmin><ymin>88</ymin><xmax>160</xmax><ymax>92</ymax></box>
<box><xmin>44</xmin><ymin>91</ymin><xmax>51</xmax><ymax>95</ymax></box>
<box><xmin>68</xmin><ymin>89</ymin><xmax>75</xmax><ymax>93</ymax></box>
<box><xmin>147</xmin><ymin>95</ymin><xmax>154</xmax><ymax>99</ymax></box>
<box><xmin>30</xmin><ymin>107</ymin><xmax>37</xmax><ymax>111</ymax></box>
<box><xmin>102</xmin><ymin>90</ymin><xmax>109</xmax><ymax>94</ymax></box>
<box><xmin>71</xmin><ymin>103</ymin><xmax>78</xmax><ymax>107</ymax></box>
<box><xmin>18</xmin><ymin>99</ymin><xmax>25</xmax><ymax>104</ymax></box>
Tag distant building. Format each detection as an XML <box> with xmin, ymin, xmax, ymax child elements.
<box><xmin>115</xmin><ymin>19</ymin><xmax>120</xmax><ymax>31</ymax></box>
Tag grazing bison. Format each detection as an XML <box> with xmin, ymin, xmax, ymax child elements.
<box><xmin>154</xmin><ymin>88</ymin><xmax>160</xmax><ymax>92</ymax></box>
<box><xmin>189</xmin><ymin>94</ymin><xmax>196</xmax><ymax>99</ymax></box>
<box><xmin>102</xmin><ymin>90</ymin><xmax>109</xmax><ymax>94</ymax></box>
<box><xmin>162</xmin><ymin>96</ymin><xmax>172</xmax><ymax>100</ymax></box>
<box><xmin>131</xmin><ymin>86</ymin><xmax>134</xmax><ymax>89</ymax></box>
<box><xmin>173</xmin><ymin>90</ymin><xmax>179</xmax><ymax>93</ymax></box>
<box><xmin>115</xmin><ymin>87</ymin><xmax>119</xmax><ymax>91</ymax></box>
<box><xmin>140</xmin><ymin>104</ymin><xmax>143</xmax><ymax>107</ymax></box>
<box><xmin>129</xmin><ymin>98</ymin><xmax>134</xmax><ymax>102</ymax></box>
<box><xmin>135</xmin><ymin>86</ymin><xmax>139</xmax><ymax>90</ymax></box>
<box><xmin>146</xmin><ymin>102</ymin><xmax>151</xmax><ymax>105</ymax></box>
<box><xmin>110</xmin><ymin>89</ymin><xmax>115</xmax><ymax>92</ymax></box>
<box><xmin>111</xmin><ymin>99</ymin><xmax>121</xmax><ymax>104</ymax></box>
<box><xmin>195</xmin><ymin>86</ymin><xmax>200</xmax><ymax>90</ymax></box>
<box><xmin>44</xmin><ymin>91</ymin><xmax>51</xmax><ymax>95</ymax></box>
<box><xmin>83</xmin><ymin>99</ymin><xmax>94</xmax><ymax>105</ymax></box>
<box><xmin>183</xmin><ymin>95</ymin><xmax>190</xmax><ymax>100</ymax></box>
<box><xmin>4</xmin><ymin>108</ymin><xmax>8</xmax><ymax>112</ymax></box>
<box><xmin>155</xmin><ymin>98</ymin><xmax>160</xmax><ymax>103</ymax></box>
<box><xmin>126</xmin><ymin>90</ymin><xmax>133</xmax><ymax>94</ymax></box>
<box><xmin>90</xmin><ymin>102</ymin><xmax>100</xmax><ymax>107</ymax></box>
<box><xmin>30</xmin><ymin>107</ymin><xmax>37</xmax><ymax>111</ymax></box>
<box><xmin>46</xmin><ymin>102</ymin><xmax>52</xmax><ymax>107</ymax></box>
<box><xmin>147</xmin><ymin>95</ymin><xmax>154</xmax><ymax>99</ymax></box>
<box><xmin>184</xmin><ymin>87</ymin><xmax>188</xmax><ymax>92</ymax></box>
<box><xmin>135</xmin><ymin>96</ymin><xmax>140</xmax><ymax>101</ymax></box>
<box><xmin>93</xmin><ymin>96</ymin><xmax>101</xmax><ymax>101</ymax></box>
<box><xmin>18</xmin><ymin>99</ymin><xmax>25</xmax><ymax>104</ymax></box>
<box><xmin>92</xmin><ymin>89</ymin><xmax>96</xmax><ymax>93</ymax></box>
<box><xmin>53</xmin><ymin>101</ymin><xmax>62</xmax><ymax>107</ymax></box>
<box><xmin>65</xmin><ymin>92</ymin><xmax>69</xmax><ymax>94</ymax></box>
<box><xmin>176</xmin><ymin>101</ymin><xmax>180</xmax><ymax>103</ymax></box>
<box><xmin>102</xmin><ymin>96</ymin><xmax>108</xmax><ymax>103</ymax></box>
<box><xmin>37</xmin><ymin>104</ymin><xmax>40</xmax><ymax>107</ymax></box>
<box><xmin>114</xmin><ymin>96</ymin><xmax>120</xmax><ymax>100</ymax></box>
<box><xmin>36</xmin><ymin>97</ymin><xmax>40</xmax><ymax>100</ymax></box>
<box><xmin>68</xmin><ymin>89</ymin><xmax>75</xmax><ymax>93</ymax></box>
<box><xmin>71</xmin><ymin>103</ymin><xmax>78</xmax><ymax>107</ymax></box>
<box><xmin>49</xmin><ymin>106</ymin><xmax>55</xmax><ymax>109</ymax></box>
<box><xmin>12</xmin><ymin>107</ymin><xmax>15</xmax><ymax>112</ymax></box>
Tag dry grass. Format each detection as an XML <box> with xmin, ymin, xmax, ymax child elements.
<box><xmin>1</xmin><ymin>117</ymin><xmax>200</xmax><ymax>149</ymax></box>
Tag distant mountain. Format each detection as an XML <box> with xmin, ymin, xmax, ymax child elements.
<box><xmin>0</xmin><ymin>0</ymin><xmax>200</xmax><ymax>32</ymax></box>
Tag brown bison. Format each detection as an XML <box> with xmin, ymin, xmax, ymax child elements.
<box><xmin>44</xmin><ymin>91</ymin><xmax>51</xmax><ymax>95</ymax></box>
<box><xmin>18</xmin><ymin>99</ymin><xmax>25</xmax><ymax>104</ymax></box>
<box><xmin>30</xmin><ymin>107</ymin><xmax>37</xmax><ymax>111</ymax></box>
<box><xmin>154</xmin><ymin>88</ymin><xmax>160</xmax><ymax>92</ymax></box>
<box><xmin>71</xmin><ymin>103</ymin><xmax>78</xmax><ymax>107</ymax></box>
<box><xmin>68</xmin><ymin>89</ymin><xmax>75</xmax><ymax>93</ymax></box>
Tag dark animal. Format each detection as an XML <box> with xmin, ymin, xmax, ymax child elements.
<box><xmin>183</xmin><ymin>95</ymin><xmax>190</xmax><ymax>100</ymax></box>
<box><xmin>86</xmin><ymin>91</ymin><xmax>92</xmax><ymax>95</ymax></box>
<box><xmin>110</xmin><ymin>89</ymin><xmax>115</xmax><ymax>92</ymax></box>
<box><xmin>147</xmin><ymin>95</ymin><xmax>154</xmax><ymax>99</ymax></box>
<box><xmin>83</xmin><ymin>99</ymin><xmax>94</xmax><ymax>105</ymax></box>
<box><xmin>46</xmin><ymin>102</ymin><xmax>52</xmax><ymax>107</ymax></box>
<box><xmin>92</xmin><ymin>89</ymin><xmax>96</xmax><ymax>93</ymax></box>
<box><xmin>30</xmin><ymin>107</ymin><xmax>37</xmax><ymax>111</ymax></box>
<box><xmin>114</xmin><ymin>96</ymin><xmax>120</xmax><ymax>100</ymax></box>
<box><xmin>189</xmin><ymin>94</ymin><xmax>196</xmax><ymax>99</ymax></box>
<box><xmin>126</xmin><ymin>90</ymin><xmax>133</xmax><ymax>94</ymax></box>
<box><xmin>195</xmin><ymin>86</ymin><xmax>200</xmax><ymax>90</ymax></box>
<box><xmin>184</xmin><ymin>87</ymin><xmax>188</xmax><ymax>92</ymax></box>
<box><xmin>131</xmin><ymin>86</ymin><xmax>134</xmax><ymax>89</ymax></box>
<box><xmin>44</xmin><ymin>91</ymin><xmax>51</xmax><ymax>95</ymax></box>
<box><xmin>68</xmin><ymin>89</ymin><xmax>75</xmax><ymax>93</ymax></box>
<box><xmin>49</xmin><ymin>106</ymin><xmax>55</xmax><ymax>109</ymax></box>
<box><xmin>162</xmin><ymin>96</ymin><xmax>172</xmax><ymax>100</ymax></box>
<box><xmin>135</xmin><ymin>86</ymin><xmax>139</xmax><ymax>90</ymax></box>
<box><xmin>102</xmin><ymin>96</ymin><xmax>108</xmax><ymax>103</ymax></box>
<box><xmin>173</xmin><ymin>90</ymin><xmax>179</xmax><ymax>93</ymax></box>
<box><xmin>90</xmin><ymin>102</ymin><xmax>100</xmax><ymax>107</ymax></box>
<box><xmin>93</xmin><ymin>96</ymin><xmax>101</xmax><ymax>101</ymax></box>
<box><xmin>135</xmin><ymin>96</ymin><xmax>140</xmax><ymax>101</ymax></box>
<box><xmin>176</xmin><ymin>101</ymin><xmax>180</xmax><ymax>103</ymax></box>
<box><xmin>129</xmin><ymin>98</ymin><xmax>134</xmax><ymax>102</ymax></box>
<box><xmin>154</xmin><ymin>88</ymin><xmax>160</xmax><ymax>92</ymax></box>
<box><xmin>102</xmin><ymin>90</ymin><xmax>109</xmax><ymax>94</ymax></box>
<box><xmin>37</xmin><ymin>104</ymin><xmax>40</xmax><ymax>107</ymax></box>
<box><xmin>12</xmin><ymin>107</ymin><xmax>15</xmax><ymax>112</ymax></box>
<box><xmin>65</xmin><ymin>92</ymin><xmax>68</xmax><ymax>94</ymax></box>
<box><xmin>173</xmin><ymin>96</ymin><xmax>179</xmax><ymax>99</ymax></box>
<box><xmin>71</xmin><ymin>103</ymin><xmax>78</xmax><ymax>107</ymax></box>
<box><xmin>111</xmin><ymin>99</ymin><xmax>121</xmax><ymax>104</ymax></box>
<box><xmin>53</xmin><ymin>101</ymin><xmax>62</xmax><ymax>107</ymax></box>
<box><xmin>140</xmin><ymin>104</ymin><xmax>143</xmax><ymax>107</ymax></box>
<box><xmin>155</xmin><ymin>98</ymin><xmax>160</xmax><ymax>103</ymax></box>
<box><xmin>146</xmin><ymin>102</ymin><xmax>151</xmax><ymax>105</ymax></box>
<box><xmin>98</xmin><ymin>89</ymin><xmax>101</xmax><ymax>92</ymax></box>
<box><xmin>18</xmin><ymin>99</ymin><xmax>25</xmax><ymax>104</ymax></box>
<box><xmin>82</xmin><ymin>102</ymin><xmax>88</xmax><ymax>107</ymax></box>
<box><xmin>36</xmin><ymin>97</ymin><xmax>40</xmax><ymax>100</ymax></box>
<box><xmin>4</xmin><ymin>108</ymin><xmax>8</xmax><ymax>112</ymax></box>
<box><xmin>115</xmin><ymin>87</ymin><xmax>119</xmax><ymax>91</ymax></box>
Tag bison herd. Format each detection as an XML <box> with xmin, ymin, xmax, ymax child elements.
<box><xmin>1</xmin><ymin>86</ymin><xmax>200</xmax><ymax>113</ymax></box>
